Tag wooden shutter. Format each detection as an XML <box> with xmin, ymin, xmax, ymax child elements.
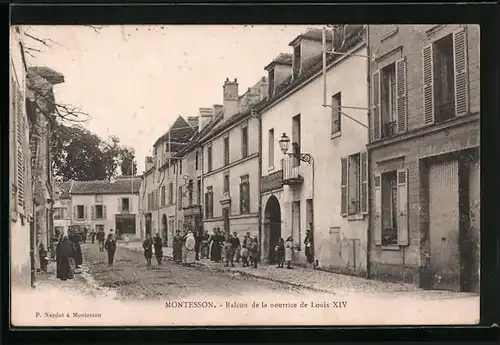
<box><xmin>118</xmin><ymin>197</ymin><xmax>121</xmax><ymax>212</ymax></box>
<box><xmin>246</xmin><ymin>181</ymin><xmax>250</xmax><ymax>213</ymax></box>
<box><xmin>360</xmin><ymin>151</ymin><xmax>368</xmax><ymax>214</ymax></box>
<box><xmin>103</xmin><ymin>205</ymin><xmax>107</xmax><ymax>219</ymax></box>
<box><xmin>129</xmin><ymin>197</ymin><xmax>133</xmax><ymax>213</ymax></box>
<box><xmin>453</xmin><ymin>28</ymin><xmax>469</xmax><ymax>117</ymax></box>
<box><xmin>84</xmin><ymin>205</ymin><xmax>88</xmax><ymax>220</ymax></box>
<box><xmin>422</xmin><ymin>44</ymin><xmax>435</xmax><ymax>125</ymax></box>
<box><xmin>91</xmin><ymin>205</ymin><xmax>95</xmax><ymax>220</ymax></box>
<box><xmin>395</xmin><ymin>59</ymin><xmax>407</xmax><ymax>133</ymax></box>
<box><xmin>204</xmin><ymin>193</ymin><xmax>209</xmax><ymax>217</ymax></box>
<box><xmin>371</xmin><ymin>72</ymin><xmax>381</xmax><ymax>141</ymax></box>
<box><xmin>73</xmin><ymin>206</ymin><xmax>77</xmax><ymax>220</ymax></box>
<box><xmin>239</xmin><ymin>183</ymin><xmax>244</xmax><ymax>214</ymax></box>
<box><xmin>374</xmin><ymin>174</ymin><xmax>382</xmax><ymax>245</ymax></box>
<box><xmin>397</xmin><ymin>169</ymin><xmax>409</xmax><ymax>246</ymax></box>
<box><xmin>340</xmin><ymin>157</ymin><xmax>348</xmax><ymax>216</ymax></box>
<box><xmin>15</xmin><ymin>87</ymin><xmax>25</xmax><ymax>212</ymax></box>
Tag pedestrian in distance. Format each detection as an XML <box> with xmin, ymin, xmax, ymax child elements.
<box><xmin>173</xmin><ymin>230</ymin><xmax>183</xmax><ymax>264</ymax></box>
<box><xmin>240</xmin><ymin>235</ymin><xmax>250</xmax><ymax>267</ymax></box>
<box><xmin>38</xmin><ymin>242</ymin><xmax>49</xmax><ymax>273</ymax></box>
<box><xmin>194</xmin><ymin>228</ymin><xmax>201</xmax><ymax>261</ymax></box>
<box><xmin>250</xmin><ymin>237</ymin><xmax>259</xmax><ymax>269</ymax></box>
<box><xmin>97</xmin><ymin>229</ymin><xmax>105</xmax><ymax>252</ymax></box>
<box><xmin>91</xmin><ymin>229</ymin><xmax>96</xmax><ymax>244</ymax></box>
<box><xmin>200</xmin><ymin>229</ymin><xmax>210</xmax><ymax>259</ymax></box>
<box><xmin>209</xmin><ymin>228</ymin><xmax>222</xmax><ymax>263</ymax></box>
<box><xmin>275</xmin><ymin>238</ymin><xmax>285</xmax><ymax>268</ymax></box>
<box><xmin>231</xmin><ymin>231</ymin><xmax>241</xmax><ymax>264</ymax></box>
<box><xmin>104</xmin><ymin>233</ymin><xmax>117</xmax><ymax>266</ymax></box>
<box><xmin>245</xmin><ymin>232</ymin><xmax>253</xmax><ymax>266</ymax></box>
<box><xmin>143</xmin><ymin>234</ymin><xmax>153</xmax><ymax>269</ymax></box>
<box><xmin>71</xmin><ymin>231</ymin><xmax>83</xmax><ymax>269</ymax></box>
<box><xmin>224</xmin><ymin>234</ymin><xmax>235</xmax><ymax>267</ymax></box>
<box><xmin>154</xmin><ymin>232</ymin><xmax>163</xmax><ymax>265</ymax></box>
<box><xmin>285</xmin><ymin>236</ymin><xmax>294</xmax><ymax>269</ymax></box>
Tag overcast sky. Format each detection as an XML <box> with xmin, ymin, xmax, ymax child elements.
<box><xmin>23</xmin><ymin>25</ymin><xmax>319</xmax><ymax>174</ymax></box>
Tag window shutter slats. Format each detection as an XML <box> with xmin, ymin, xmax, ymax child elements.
<box><xmin>103</xmin><ymin>205</ymin><xmax>107</xmax><ymax>219</ymax></box>
<box><xmin>129</xmin><ymin>197</ymin><xmax>133</xmax><ymax>212</ymax></box>
<box><xmin>340</xmin><ymin>157</ymin><xmax>348</xmax><ymax>216</ymax></box>
<box><xmin>395</xmin><ymin>59</ymin><xmax>407</xmax><ymax>133</ymax></box>
<box><xmin>422</xmin><ymin>44</ymin><xmax>435</xmax><ymax>125</ymax></box>
<box><xmin>360</xmin><ymin>151</ymin><xmax>368</xmax><ymax>214</ymax></box>
<box><xmin>15</xmin><ymin>87</ymin><xmax>25</xmax><ymax>211</ymax></box>
<box><xmin>84</xmin><ymin>205</ymin><xmax>88</xmax><ymax>220</ymax></box>
<box><xmin>397</xmin><ymin>169</ymin><xmax>409</xmax><ymax>246</ymax></box>
<box><xmin>453</xmin><ymin>28</ymin><xmax>469</xmax><ymax>117</ymax></box>
<box><xmin>374</xmin><ymin>174</ymin><xmax>382</xmax><ymax>245</ymax></box>
<box><xmin>204</xmin><ymin>193</ymin><xmax>208</xmax><ymax>217</ymax></box>
<box><xmin>73</xmin><ymin>206</ymin><xmax>77</xmax><ymax>220</ymax></box>
<box><xmin>91</xmin><ymin>205</ymin><xmax>95</xmax><ymax>220</ymax></box>
<box><xmin>118</xmin><ymin>197</ymin><xmax>121</xmax><ymax>212</ymax></box>
<box><xmin>371</xmin><ymin>72</ymin><xmax>381</xmax><ymax>141</ymax></box>
<box><xmin>239</xmin><ymin>183</ymin><xmax>244</xmax><ymax>214</ymax></box>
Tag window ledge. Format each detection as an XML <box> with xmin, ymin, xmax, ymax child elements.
<box><xmin>347</xmin><ymin>214</ymin><xmax>364</xmax><ymax>221</ymax></box>
<box><xmin>268</xmin><ymin>165</ymin><xmax>274</xmax><ymax>172</ymax></box>
<box><xmin>331</xmin><ymin>131</ymin><xmax>342</xmax><ymax>140</ymax></box>
<box><xmin>381</xmin><ymin>245</ymin><xmax>400</xmax><ymax>251</ymax></box>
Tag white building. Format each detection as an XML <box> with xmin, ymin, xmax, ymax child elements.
<box><xmin>258</xmin><ymin>26</ymin><xmax>370</xmax><ymax>275</ymax></box>
<box><xmin>53</xmin><ymin>181</ymin><xmax>72</xmax><ymax>236</ymax></box>
<box><xmin>66</xmin><ymin>177</ymin><xmax>141</xmax><ymax>239</ymax></box>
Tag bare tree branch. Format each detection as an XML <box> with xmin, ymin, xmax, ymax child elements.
<box><xmin>24</xmin><ymin>32</ymin><xmax>50</xmax><ymax>46</ymax></box>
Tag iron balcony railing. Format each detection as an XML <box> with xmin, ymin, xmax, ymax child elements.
<box><xmin>281</xmin><ymin>156</ymin><xmax>303</xmax><ymax>184</ymax></box>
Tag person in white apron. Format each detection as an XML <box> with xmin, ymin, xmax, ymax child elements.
<box><xmin>183</xmin><ymin>230</ymin><xmax>196</xmax><ymax>265</ymax></box>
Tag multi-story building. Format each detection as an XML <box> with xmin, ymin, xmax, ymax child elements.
<box><xmin>67</xmin><ymin>177</ymin><xmax>142</xmax><ymax>238</ymax></box>
<box><xmin>367</xmin><ymin>25</ymin><xmax>480</xmax><ymax>292</ymax></box>
<box><xmin>53</xmin><ymin>181</ymin><xmax>72</xmax><ymax>236</ymax></box>
<box><xmin>257</xmin><ymin>26</ymin><xmax>370</xmax><ymax>274</ymax></box>
<box><xmin>198</xmin><ymin>77</ymin><xmax>267</xmax><ymax>239</ymax></box>
<box><xmin>10</xmin><ymin>26</ymin><xmax>34</xmax><ymax>289</ymax></box>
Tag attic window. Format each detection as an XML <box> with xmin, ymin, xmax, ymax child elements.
<box><xmin>268</xmin><ymin>69</ymin><xmax>275</xmax><ymax>97</ymax></box>
<box><xmin>293</xmin><ymin>45</ymin><xmax>301</xmax><ymax>78</ymax></box>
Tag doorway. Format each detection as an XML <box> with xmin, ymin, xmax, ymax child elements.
<box><xmin>265</xmin><ymin>195</ymin><xmax>281</xmax><ymax>264</ymax></box>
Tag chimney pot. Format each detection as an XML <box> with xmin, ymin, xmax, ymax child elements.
<box><xmin>234</xmin><ymin>78</ymin><xmax>238</xmax><ymax>83</ymax></box>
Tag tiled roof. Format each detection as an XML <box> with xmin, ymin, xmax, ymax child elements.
<box><xmin>264</xmin><ymin>53</ymin><xmax>293</xmax><ymax>70</ymax></box>
<box><xmin>70</xmin><ymin>177</ymin><xmax>142</xmax><ymax>195</ymax></box>
<box><xmin>153</xmin><ymin>116</ymin><xmax>197</xmax><ymax>150</ymax></box>
<box><xmin>55</xmin><ymin>181</ymin><xmax>72</xmax><ymax>199</ymax></box>
<box><xmin>288</xmin><ymin>27</ymin><xmax>334</xmax><ymax>46</ymax></box>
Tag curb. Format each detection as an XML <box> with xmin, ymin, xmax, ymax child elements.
<box><xmin>120</xmin><ymin>244</ymin><xmax>335</xmax><ymax>295</ymax></box>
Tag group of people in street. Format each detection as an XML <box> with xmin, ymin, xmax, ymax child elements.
<box><xmin>53</xmin><ymin>228</ymin><xmax>85</xmax><ymax>281</ymax></box>
<box><xmin>142</xmin><ymin>232</ymin><xmax>164</xmax><ymax>268</ymax></box>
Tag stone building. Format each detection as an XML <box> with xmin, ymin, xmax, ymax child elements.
<box><xmin>53</xmin><ymin>181</ymin><xmax>72</xmax><ymax>236</ymax></box>
<box><xmin>367</xmin><ymin>25</ymin><xmax>480</xmax><ymax>292</ymax></box>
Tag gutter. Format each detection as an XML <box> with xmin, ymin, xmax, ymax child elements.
<box><xmin>365</xmin><ymin>25</ymin><xmax>372</xmax><ymax>279</ymax></box>
<box><xmin>256</xmin><ymin>110</ymin><xmax>263</xmax><ymax>260</ymax></box>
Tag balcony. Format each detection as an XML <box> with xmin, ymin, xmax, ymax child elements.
<box><xmin>220</xmin><ymin>192</ymin><xmax>231</xmax><ymax>205</ymax></box>
<box><xmin>281</xmin><ymin>156</ymin><xmax>304</xmax><ymax>186</ymax></box>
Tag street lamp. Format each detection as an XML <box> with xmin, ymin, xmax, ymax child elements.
<box><xmin>278</xmin><ymin>132</ymin><xmax>312</xmax><ymax>165</ymax></box>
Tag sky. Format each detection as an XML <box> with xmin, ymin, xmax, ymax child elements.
<box><xmin>23</xmin><ymin>25</ymin><xmax>320</xmax><ymax>174</ymax></box>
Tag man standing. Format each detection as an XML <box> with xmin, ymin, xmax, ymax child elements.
<box><xmin>231</xmin><ymin>232</ymin><xmax>241</xmax><ymax>264</ymax></box>
<box><xmin>97</xmin><ymin>228</ymin><xmax>105</xmax><ymax>252</ymax></box>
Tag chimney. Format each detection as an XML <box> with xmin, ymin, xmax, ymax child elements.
<box><xmin>187</xmin><ymin>116</ymin><xmax>199</xmax><ymax>128</ymax></box>
<box><xmin>289</xmin><ymin>28</ymin><xmax>334</xmax><ymax>79</ymax></box>
<box><xmin>198</xmin><ymin>107</ymin><xmax>214</xmax><ymax>131</ymax></box>
<box><xmin>264</xmin><ymin>53</ymin><xmax>292</xmax><ymax>98</ymax></box>
<box><xmin>145</xmin><ymin>156</ymin><xmax>154</xmax><ymax>172</ymax></box>
<box><xmin>223</xmin><ymin>78</ymin><xmax>239</xmax><ymax>121</ymax></box>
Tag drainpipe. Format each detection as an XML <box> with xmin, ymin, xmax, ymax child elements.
<box><xmin>365</xmin><ymin>24</ymin><xmax>372</xmax><ymax>279</ymax></box>
<box><xmin>256</xmin><ymin>109</ymin><xmax>263</xmax><ymax>261</ymax></box>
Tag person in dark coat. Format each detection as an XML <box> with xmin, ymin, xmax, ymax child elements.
<box><xmin>275</xmin><ymin>238</ymin><xmax>285</xmax><ymax>268</ymax></box>
<box><xmin>154</xmin><ymin>232</ymin><xmax>163</xmax><ymax>265</ymax></box>
<box><xmin>231</xmin><ymin>231</ymin><xmax>241</xmax><ymax>264</ymax></box>
<box><xmin>104</xmin><ymin>234</ymin><xmax>117</xmax><ymax>266</ymax></box>
<box><xmin>304</xmin><ymin>225</ymin><xmax>315</xmax><ymax>266</ymax></box>
<box><xmin>194</xmin><ymin>229</ymin><xmax>201</xmax><ymax>261</ymax></box>
<box><xmin>173</xmin><ymin>230</ymin><xmax>183</xmax><ymax>263</ymax></box>
<box><xmin>143</xmin><ymin>234</ymin><xmax>153</xmax><ymax>269</ymax></box>
<box><xmin>56</xmin><ymin>235</ymin><xmax>74</xmax><ymax>280</ymax></box>
<box><xmin>224</xmin><ymin>234</ymin><xmax>235</xmax><ymax>267</ymax></box>
<box><xmin>200</xmin><ymin>230</ymin><xmax>210</xmax><ymax>259</ymax></box>
<box><xmin>38</xmin><ymin>242</ymin><xmax>48</xmax><ymax>272</ymax></box>
<box><xmin>97</xmin><ymin>229</ymin><xmax>105</xmax><ymax>251</ymax></box>
<box><xmin>70</xmin><ymin>231</ymin><xmax>83</xmax><ymax>269</ymax></box>
<box><xmin>82</xmin><ymin>227</ymin><xmax>88</xmax><ymax>243</ymax></box>
<box><xmin>209</xmin><ymin>228</ymin><xmax>222</xmax><ymax>263</ymax></box>
<box><xmin>91</xmin><ymin>229</ymin><xmax>96</xmax><ymax>244</ymax></box>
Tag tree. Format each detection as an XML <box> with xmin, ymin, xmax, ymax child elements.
<box><xmin>119</xmin><ymin>147</ymin><xmax>138</xmax><ymax>176</ymax></box>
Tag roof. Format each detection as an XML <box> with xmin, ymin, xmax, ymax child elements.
<box><xmin>264</xmin><ymin>53</ymin><xmax>293</xmax><ymax>71</ymax></box>
<box><xmin>28</xmin><ymin>66</ymin><xmax>65</xmax><ymax>85</ymax></box>
<box><xmin>152</xmin><ymin>116</ymin><xmax>197</xmax><ymax>150</ymax></box>
<box><xmin>70</xmin><ymin>177</ymin><xmax>142</xmax><ymax>195</ymax></box>
<box><xmin>55</xmin><ymin>181</ymin><xmax>72</xmax><ymax>199</ymax></box>
<box><xmin>288</xmin><ymin>27</ymin><xmax>334</xmax><ymax>47</ymax></box>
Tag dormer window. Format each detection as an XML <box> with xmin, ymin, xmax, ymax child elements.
<box><xmin>268</xmin><ymin>69</ymin><xmax>275</xmax><ymax>98</ymax></box>
<box><xmin>293</xmin><ymin>45</ymin><xmax>301</xmax><ymax>78</ymax></box>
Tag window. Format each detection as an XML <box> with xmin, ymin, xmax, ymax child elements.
<box><xmin>207</xmin><ymin>145</ymin><xmax>213</xmax><ymax>172</ymax></box>
<box><xmin>292</xmin><ymin>114</ymin><xmax>301</xmax><ymax>167</ymax></box>
<box><xmin>293</xmin><ymin>45</ymin><xmax>301</xmax><ymax>78</ymax></box>
<box><xmin>12</xmin><ymin>81</ymin><xmax>26</xmax><ymax>216</ymax></box>
<box><xmin>121</xmin><ymin>198</ymin><xmax>130</xmax><ymax>212</ymax></box>
<box><xmin>178</xmin><ymin>186</ymin><xmax>183</xmax><ymax>210</ymax></box>
<box><xmin>241</xmin><ymin>125</ymin><xmax>249</xmax><ymax>158</ymax></box>
<box><xmin>53</xmin><ymin>208</ymin><xmax>61</xmax><ymax>220</ymax></box>
<box><xmin>340</xmin><ymin>152</ymin><xmax>368</xmax><ymax>217</ymax></box>
<box><xmin>76</xmin><ymin>205</ymin><xmax>85</xmax><ymax>219</ymax></box>
<box><xmin>239</xmin><ymin>175</ymin><xmax>250</xmax><ymax>214</ymax></box>
<box><xmin>197</xmin><ymin>178</ymin><xmax>201</xmax><ymax>205</ymax></box>
<box><xmin>434</xmin><ymin>34</ymin><xmax>455</xmax><ymax>122</ymax></box>
<box><xmin>268</xmin><ymin>69</ymin><xmax>275</xmax><ymax>97</ymax></box>
<box><xmin>331</xmin><ymin>92</ymin><xmax>342</xmax><ymax>135</ymax></box>
<box><xmin>381</xmin><ymin>63</ymin><xmax>397</xmax><ymax>138</ymax></box>
<box><xmin>423</xmin><ymin>29</ymin><xmax>468</xmax><ymax>126</ymax></box>
<box><xmin>60</xmin><ymin>208</ymin><xmax>66</xmax><ymax>219</ymax></box>
<box><xmin>223</xmin><ymin>173</ymin><xmax>230</xmax><ymax>194</ymax></box>
<box><xmin>224</xmin><ymin>136</ymin><xmax>230</xmax><ymax>166</ymax></box>
<box><xmin>268</xmin><ymin>128</ymin><xmax>274</xmax><ymax>168</ymax></box>
<box><xmin>95</xmin><ymin>194</ymin><xmax>103</xmax><ymax>203</ymax></box>
<box><xmin>188</xmin><ymin>180</ymin><xmax>193</xmax><ymax>205</ymax></box>
<box><xmin>374</xmin><ymin>169</ymin><xmax>409</xmax><ymax>247</ymax></box>
<box><xmin>195</xmin><ymin>151</ymin><xmax>199</xmax><ymax>170</ymax></box>
<box><xmin>205</xmin><ymin>186</ymin><xmax>214</xmax><ymax>219</ymax></box>
<box><xmin>168</xmin><ymin>182</ymin><xmax>173</xmax><ymax>204</ymax></box>
<box><xmin>161</xmin><ymin>186</ymin><xmax>166</xmax><ymax>207</ymax></box>
<box><xmin>93</xmin><ymin>204</ymin><xmax>106</xmax><ymax>220</ymax></box>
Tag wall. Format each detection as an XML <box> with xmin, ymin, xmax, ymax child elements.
<box><xmin>53</xmin><ymin>198</ymin><xmax>72</xmax><ymax>235</ymax></box>
<box><xmin>260</xmin><ymin>46</ymin><xmax>369</xmax><ymax>274</ymax></box>
<box><xmin>70</xmin><ymin>193</ymin><xmax>140</xmax><ymax>239</ymax></box>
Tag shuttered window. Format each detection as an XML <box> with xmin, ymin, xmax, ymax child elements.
<box><xmin>360</xmin><ymin>151</ymin><xmax>368</xmax><ymax>214</ymax></box>
<box><xmin>422</xmin><ymin>44</ymin><xmax>435</xmax><ymax>125</ymax></box>
<box><xmin>373</xmin><ymin>174</ymin><xmax>382</xmax><ymax>245</ymax></box>
<box><xmin>13</xmin><ymin>83</ymin><xmax>26</xmax><ymax>213</ymax></box>
<box><xmin>341</xmin><ymin>152</ymin><xmax>367</xmax><ymax>217</ymax></box>
<box><xmin>340</xmin><ymin>157</ymin><xmax>348</xmax><ymax>216</ymax></box>
<box><xmin>395</xmin><ymin>59</ymin><xmax>407</xmax><ymax>133</ymax></box>
<box><xmin>453</xmin><ymin>28</ymin><xmax>469</xmax><ymax>116</ymax></box>
<box><xmin>396</xmin><ymin>169</ymin><xmax>409</xmax><ymax>246</ymax></box>
<box><xmin>371</xmin><ymin>72</ymin><xmax>381</xmax><ymax>141</ymax></box>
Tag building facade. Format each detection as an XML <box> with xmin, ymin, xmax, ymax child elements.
<box><xmin>258</xmin><ymin>26</ymin><xmax>370</xmax><ymax>274</ymax></box>
<box><xmin>67</xmin><ymin>177</ymin><xmax>142</xmax><ymax>238</ymax></box>
<box><xmin>53</xmin><ymin>181</ymin><xmax>72</xmax><ymax>236</ymax></box>
<box><xmin>10</xmin><ymin>26</ymin><xmax>34</xmax><ymax>289</ymax></box>
<box><xmin>199</xmin><ymin>77</ymin><xmax>267</xmax><ymax>239</ymax></box>
<box><xmin>367</xmin><ymin>25</ymin><xmax>480</xmax><ymax>292</ymax></box>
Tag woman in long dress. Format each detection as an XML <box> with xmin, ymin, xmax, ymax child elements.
<box><xmin>154</xmin><ymin>232</ymin><xmax>163</xmax><ymax>265</ymax></box>
<box><xmin>183</xmin><ymin>230</ymin><xmax>196</xmax><ymax>265</ymax></box>
<box><xmin>173</xmin><ymin>230</ymin><xmax>183</xmax><ymax>263</ymax></box>
<box><xmin>209</xmin><ymin>228</ymin><xmax>221</xmax><ymax>262</ymax></box>
<box><xmin>56</xmin><ymin>235</ymin><xmax>74</xmax><ymax>281</ymax></box>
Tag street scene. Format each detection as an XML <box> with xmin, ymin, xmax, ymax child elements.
<box><xmin>10</xmin><ymin>24</ymin><xmax>480</xmax><ymax>326</ymax></box>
